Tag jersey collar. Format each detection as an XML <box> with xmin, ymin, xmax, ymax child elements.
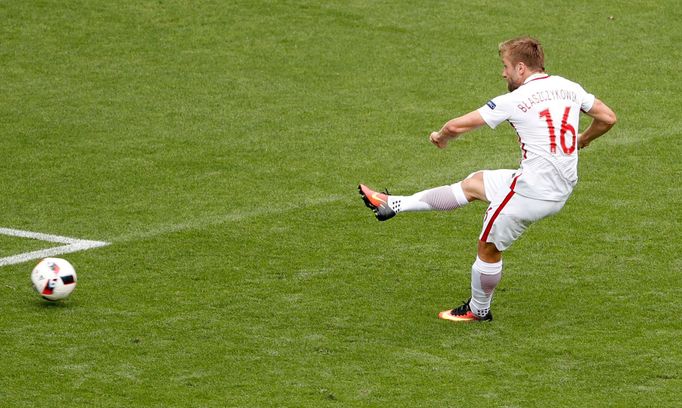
<box><xmin>523</xmin><ymin>73</ymin><xmax>550</xmax><ymax>84</ymax></box>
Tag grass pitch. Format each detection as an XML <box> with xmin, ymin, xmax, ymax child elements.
<box><xmin>1</xmin><ymin>1</ymin><xmax>680</xmax><ymax>406</ymax></box>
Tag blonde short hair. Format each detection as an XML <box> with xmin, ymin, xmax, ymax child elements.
<box><xmin>499</xmin><ymin>36</ymin><xmax>545</xmax><ymax>71</ymax></box>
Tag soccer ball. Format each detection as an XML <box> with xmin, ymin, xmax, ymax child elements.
<box><xmin>31</xmin><ymin>258</ymin><xmax>78</xmax><ymax>301</ymax></box>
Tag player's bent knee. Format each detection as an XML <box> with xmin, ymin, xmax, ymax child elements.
<box><xmin>466</xmin><ymin>171</ymin><xmax>482</xmax><ymax>180</ymax></box>
<box><xmin>461</xmin><ymin>172</ymin><xmax>486</xmax><ymax>202</ymax></box>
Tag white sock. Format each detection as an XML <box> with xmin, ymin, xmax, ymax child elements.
<box><xmin>469</xmin><ymin>257</ymin><xmax>503</xmax><ymax>318</ymax></box>
<box><xmin>388</xmin><ymin>182</ymin><xmax>470</xmax><ymax>213</ymax></box>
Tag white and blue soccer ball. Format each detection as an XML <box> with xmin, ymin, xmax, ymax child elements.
<box><xmin>31</xmin><ymin>258</ymin><xmax>77</xmax><ymax>301</ymax></box>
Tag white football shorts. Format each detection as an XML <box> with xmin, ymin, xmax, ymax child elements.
<box><xmin>479</xmin><ymin>169</ymin><xmax>567</xmax><ymax>251</ymax></box>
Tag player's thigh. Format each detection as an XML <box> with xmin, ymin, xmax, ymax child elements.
<box><xmin>482</xmin><ymin>169</ymin><xmax>517</xmax><ymax>203</ymax></box>
<box><xmin>480</xmin><ymin>193</ymin><xmax>565</xmax><ymax>251</ymax></box>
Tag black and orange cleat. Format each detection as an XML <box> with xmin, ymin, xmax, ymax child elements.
<box><xmin>358</xmin><ymin>184</ymin><xmax>396</xmax><ymax>221</ymax></box>
<box><xmin>438</xmin><ymin>299</ymin><xmax>493</xmax><ymax>322</ymax></box>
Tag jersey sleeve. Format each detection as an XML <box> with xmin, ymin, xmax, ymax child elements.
<box><xmin>477</xmin><ymin>94</ymin><xmax>513</xmax><ymax>129</ymax></box>
<box><xmin>578</xmin><ymin>85</ymin><xmax>596</xmax><ymax>112</ymax></box>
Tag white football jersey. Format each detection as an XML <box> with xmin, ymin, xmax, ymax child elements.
<box><xmin>478</xmin><ymin>73</ymin><xmax>595</xmax><ymax>201</ymax></box>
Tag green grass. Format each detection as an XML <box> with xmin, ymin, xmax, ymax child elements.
<box><xmin>1</xmin><ymin>0</ymin><xmax>681</xmax><ymax>406</ymax></box>
<box><xmin>0</xmin><ymin>235</ymin><xmax>61</xmax><ymax>258</ymax></box>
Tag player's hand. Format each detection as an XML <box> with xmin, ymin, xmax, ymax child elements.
<box><xmin>430</xmin><ymin>131</ymin><xmax>449</xmax><ymax>149</ymax></box>
<box><xmin>577</xmin><ymin>133</ymin><xmax>590</xmax><ymax>150</ymax></box>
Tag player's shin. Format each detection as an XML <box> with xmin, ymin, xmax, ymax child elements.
<box><xmin>469</xmin><ymin>257</ymin><xmax>503</xmax><ymax>318</ymax></box>
<box><xmin>391</xmin><ymin>182</ymin><xmax>469</xmax><ymax>213</ymax></box>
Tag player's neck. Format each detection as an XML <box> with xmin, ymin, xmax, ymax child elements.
<box><xmin>522</xmin><ymin>71</ymin><xmax>547</xmax><ymax>83</ymax></box>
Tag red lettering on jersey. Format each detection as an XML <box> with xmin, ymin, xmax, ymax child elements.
<box><xmin>540</xmin><ymin>106</ymin><xmax>576</xmax><ymax>155</ymax></box>
<box><xmin>539</xmin><ymin>108</ymin><xmax>557</xmax><ymax>154</ymax></box>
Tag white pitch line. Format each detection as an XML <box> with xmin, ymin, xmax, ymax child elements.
<box><xmin>0</xmin><ymin>227</ymin><xmax>109</xmax><ymax>267</ymax></box>
<box><xmin>0</xmin><ymin>227</ymin><xmax>97</xmax><ymax>244</ymax></box>
<box><xmin>0</xmin><ymin>194</ymin><xmax>343</xmax><ymax>267</ymax></box>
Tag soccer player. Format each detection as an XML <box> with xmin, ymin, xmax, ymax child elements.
<box><xmin>359</xmin><ymin>36</ymin><xmax>616</xmax><ymax>322</ymax></box>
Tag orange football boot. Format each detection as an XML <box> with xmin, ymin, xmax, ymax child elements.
<box><xmin>438</xmin><ymin>299</ymin><xmax>493</xmax><ymax>322</ymax></box>
<box><xmin>358</xmin><ymin>184</ymin><xmax>396</xmax><ymax>221</ymax></box>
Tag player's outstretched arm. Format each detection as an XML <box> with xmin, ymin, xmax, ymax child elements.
<box><xmin>430</xmin><ymin>110</ymin><xmax>486</xmax><ymax>149</ymax></box>
<box><xmin>578</xmin><ymin>99</ymin><xmax>617</xmax><ymax>149</ymax></box>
